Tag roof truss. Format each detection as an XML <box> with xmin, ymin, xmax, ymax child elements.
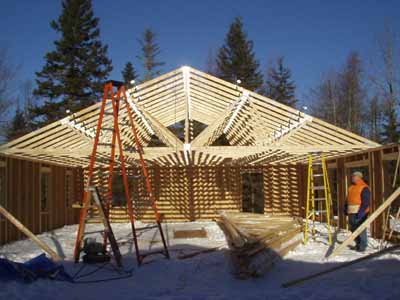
<box><xmin>0</xmin><ymin>66</ymin><xmax>379</xmax><ymax>168</ymax></box>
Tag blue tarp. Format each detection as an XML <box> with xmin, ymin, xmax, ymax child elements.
<box><xmin>0</xmin><ymin>253</ymin><xmax>72</xmax><ymax>283</ymax></box>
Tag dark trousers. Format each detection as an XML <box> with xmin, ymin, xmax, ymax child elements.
<box><xmin>348</xmin><ymin>214</ymin><xmax>368</xmax><ymax>250</ymax></box>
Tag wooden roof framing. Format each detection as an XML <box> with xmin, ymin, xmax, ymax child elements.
<box><xmin>0</xmin><ymin>66</ymin><xmax>380</xmax><ymax>168</ymax></box>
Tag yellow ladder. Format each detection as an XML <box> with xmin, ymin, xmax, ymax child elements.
<box><xmin>304</xmin><ymin>152</ymin><xmax>333</xmax><ymax>245</ymax></box>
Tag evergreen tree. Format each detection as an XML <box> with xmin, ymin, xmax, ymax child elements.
<box><xmin>216</xmin><ymin>17</ymin><xmax>263</xmax><ymax>92</ymax></box>
<box><xmin>265</xmin><ymin>57</ymin><xmax>297</xmax><ymax>107</ymax></box>
<box><xmin>32</xmin><ymin>0</ymin><xmax>112</xmax><ymax>126</ymax></box>
<box><xmin>121</xmin><ymin>62</ymin><xmax>138</xmax><ymax>88</ymax></box>
<box><xmin>137</xmin><ymin>29</ymin><xmax>164</xmax><ymax>81</ymax></box>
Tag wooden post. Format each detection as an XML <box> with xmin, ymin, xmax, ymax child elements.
<box><xmin>370</xmin><ymin>150</ymin><xmax>384</xmax><ymax>238</ymax></box>
<box><xmin>336</xmin><ymin>158</ymin><xmax>346</xmax><ymax>229</ymax></box>
<box><xmin>0</xmin><ymin>204</ymin><xmax>62</xmax><ymax>262</ymax></box>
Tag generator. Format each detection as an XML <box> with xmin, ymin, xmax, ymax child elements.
<box><xmin>82</xmin><ymin>237</ymin><xmax>111</xmax><ymax>264</ymax></box>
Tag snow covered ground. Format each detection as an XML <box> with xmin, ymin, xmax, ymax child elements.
<box><xmin>1</xmin><ymin>221</ymin><xmax>399</xmax><ymax>300</ymax></box>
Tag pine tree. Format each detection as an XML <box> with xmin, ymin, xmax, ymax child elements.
<box><xmin>121</xmin><ymin>62</ymin><xmax>138</xmax><ymax>88</ymax></box>
<box><xmin>265</xmin><ymin>57</ymin><xmax>297</xmax><ymax>107</ymax></box>
<box><xmin>216</xmin><ymin>17</ymin><xmax>263</xmax><ymax>92</ymax></box>
<box><xmin>32</xmin><ymin>0</ymin><xmax>112</xmax><ymax>126</ymax></box>
<box><xmin>137</xmin><ymin>29</ymin><xmax>164</xmax><ymax>81</ymax></box>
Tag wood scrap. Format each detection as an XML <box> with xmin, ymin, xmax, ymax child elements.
<box><xmin>173</xmin><ymin>228</ymin><xmax>208</xmax><ymax>239</ymax></box>
<box><xmin>177</xmin><ymin>247</ymin><xmax>220</xmax><ymax>259</ymax></box>
<box><xmin>217</xmin><ymin>211</ymin><xmax>303</xmax><ymax>279</ymax></box>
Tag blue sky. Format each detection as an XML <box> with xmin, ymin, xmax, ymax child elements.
<box><xmin>1</xmin><ymin>0</ymin><xmax>400</xmax><ymax>105</ymax></box>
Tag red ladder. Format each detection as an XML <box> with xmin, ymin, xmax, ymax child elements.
<box><xmin>73</xmin><ymin>81</ymin><xmax>170</xmax><ymax>265</ymax></box>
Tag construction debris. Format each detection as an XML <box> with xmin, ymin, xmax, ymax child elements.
<box><xmin>216</xmin><ymin>211</ymin><xmax>303</xmax><ymax>279</ymax></box>
<box><xmin>173</xmin><ymin>228</ymin><xmax>208</xmax><ymax>239</ymax></box>
<box><xmin>177</xmin><ymin>246</ymin><xmax>221</xmax><ymax>260</ymax></box>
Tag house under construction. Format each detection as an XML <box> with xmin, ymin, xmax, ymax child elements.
<box><xmin>0</xmin><ymin>66</ymin><xmax>399</xmax><ymax>245</ymax></box>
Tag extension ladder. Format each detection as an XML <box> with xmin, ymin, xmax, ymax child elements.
<box><xmin>304</xmin><ymin>152</ymin><xmax>333</xmax><ymax>245</ymax></box>
<box><xmin>73</xmin><ymin>81</ymin><xmax>170</xmax><ymax>265</ymax></box>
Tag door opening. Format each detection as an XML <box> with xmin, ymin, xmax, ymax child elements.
<box><xmin>242</xmin><ymin>172</ymin><xmax>264</xmax><ymax>214</ymax></box>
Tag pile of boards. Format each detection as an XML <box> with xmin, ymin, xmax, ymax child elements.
<box><xmin>217</xmin><ymin>211</ymin><xmax>303</xmax><ymax>279</ymax></box>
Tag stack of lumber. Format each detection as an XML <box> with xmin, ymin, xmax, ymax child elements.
<box><xmin>217</xmin><ymin>211</ymin><xmax>303</xmax><ymax>279</ymax></box>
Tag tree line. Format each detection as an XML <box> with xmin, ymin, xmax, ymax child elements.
<box><xmin>0</xmin><ymin>0</ymin><xmax>399</xmax><ymax>145</ymax></box>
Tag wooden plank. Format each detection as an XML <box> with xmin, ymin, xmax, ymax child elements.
<box><xmin>283</xmin><ymin>244</ymin><xmax>400</xmax><ymax>288</ymax></box>
<box><xmin>0</xmin><ymin>204</ymin><xmax>61</xmax><ymax>261</ymax></box>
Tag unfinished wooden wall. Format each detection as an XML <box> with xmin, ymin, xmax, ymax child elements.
<box><xmin>103</xmin><ymin>164</ymin><xmax>303</xmax><ymax>222</ymax></box>
<box><xmin>0</xmin><ymin>156</ymin><xmax>81</xmax><ymax>245</ymax></box>
<box><xmin>1</xmin><ymin>157</ymin><xmax>304</xmax><ymax>245</ymax></box>
<box><xmin>263</xmin><ymin>164</ymin><xmax>303</xmax><ymax>217</ymax></box>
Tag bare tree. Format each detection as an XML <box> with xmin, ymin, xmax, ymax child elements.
<box><xmin>205</xmin><ymin>48</ymin><xmax>218</xmax><ymax>76</ymax></box>
<box><xmin>5</xmin><ymin>80</ymin><xmax>37</xmax><ymax>141</ymax></box>
<box><xmin>367</xmin><ymin>95</ymin><xmax>383</xmax><ymax>142</ymax></box>
<box><xmin>310</xmin><ymin>71</ymin><xmax>340</xmax><ymax>126</ymax></box>
<box><xmin>369</xmin><ymin>23</ymin><xmax>400</xmax><ymax>143</ymax></box>
<box><xmin>0</xmin><ymin>47</ymin><xmax>17</xmax><ymax>121</ymax></box>
<box><xmin>337</xmin><ymin>52</ymin><xmax>366</xmax><ymax>135</ymax></box>
<box><xmin>310</xmin><ymin>52</ymin><xmax>368</xmax><ymax>136</ymax></box>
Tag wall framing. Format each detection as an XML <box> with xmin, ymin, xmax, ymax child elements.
<box><xmin>0</xmin><ymin>155</ymin><xmax>81</xmax><ymax>245</ymax></box>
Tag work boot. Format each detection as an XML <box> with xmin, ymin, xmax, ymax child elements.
<box><xmin>356</xmin><ymin>246</ymin><xmax>367</xmax><ymax>253</ymax></box>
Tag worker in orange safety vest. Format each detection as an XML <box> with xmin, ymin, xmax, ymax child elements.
<box><xmin>344</xmin><ymin>171</ymin><xmax>371</xmax><ymax>252</ymax></box>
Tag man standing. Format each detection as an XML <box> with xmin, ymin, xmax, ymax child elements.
<box><xmin>345</xmin><ymin>171</ymin><xmax>371</xmax><ymax>252</ymax></box>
